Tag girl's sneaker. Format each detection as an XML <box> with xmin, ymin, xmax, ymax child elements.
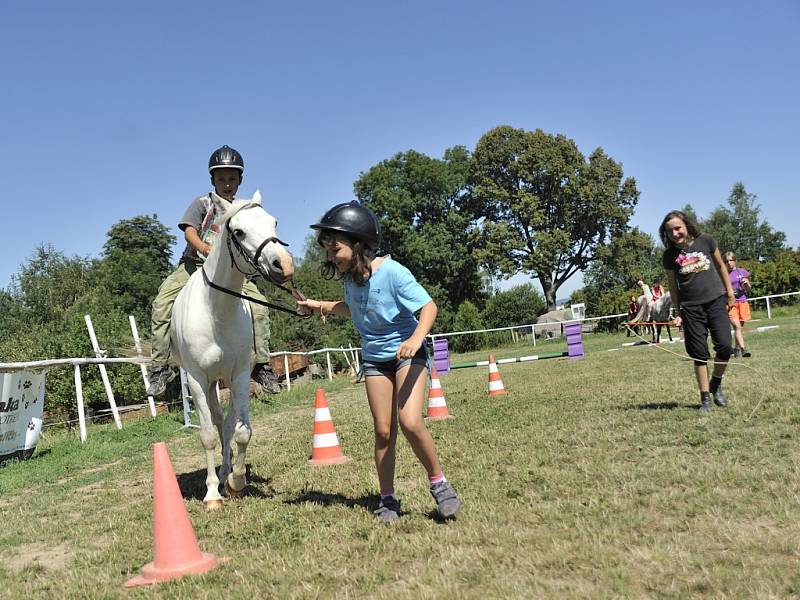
<box><xmin>374</xmin><ymin>497</ymin><xmax>401</xmax><ymax>523</ymax></box>
<box><xmin>430</xmin><ymin>481</ymin><xmax>461</xmax><ymax>519</ymax></box>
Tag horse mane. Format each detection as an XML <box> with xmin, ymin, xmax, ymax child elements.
<box><xmin>216</xmin><ymin>199</ymin><xmax>257</xmax><ymax>227</ymax></box>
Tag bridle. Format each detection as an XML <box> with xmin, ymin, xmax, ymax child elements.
<box><xmin>201</xmin><ymin>202</ymin><xmax>309</xmax><ymax>318</ymax></box>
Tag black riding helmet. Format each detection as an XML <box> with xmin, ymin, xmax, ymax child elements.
<box><xmin>311</xmin><ymin>202</ymin><xmax>381</xmax><ymax>250</ymax></box>
<box><xmin>208</xmin><ymin>145</ymin><xmax>244</xmax><ymax>173</ymax></box>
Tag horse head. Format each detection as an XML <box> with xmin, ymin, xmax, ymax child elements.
<box><xmin>210</xmin><ymin>190</ymin><xmax>295</xmax><ymax>284</ymax></box>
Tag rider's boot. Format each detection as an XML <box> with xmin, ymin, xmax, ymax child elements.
<box><xmin>146</xmin><ymin>364</ymin><xmax>177</xmax><ymax>396</ymax></box>
<box><xmin>251</xmin><ymin>363</ymin><xmax>282</xmax><ymax>394</ymax></box>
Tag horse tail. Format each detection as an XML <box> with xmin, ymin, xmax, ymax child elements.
<box><xmin>630</xmin><ymin>294</ymin><xmax>648</xmax><ymax>323</ymax></box>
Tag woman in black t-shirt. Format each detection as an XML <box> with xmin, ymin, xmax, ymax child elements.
<box><xmin>659</xmin><ymin>211</ymin><xmax>737</xmax><ymax>412</ymax></box>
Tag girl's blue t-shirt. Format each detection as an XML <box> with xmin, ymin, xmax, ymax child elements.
<box><xmin>343</xmin><ymin>257</ymin><xmax>432</xmax><ymax>361</ymax></box>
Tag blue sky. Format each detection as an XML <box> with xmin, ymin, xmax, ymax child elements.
<box><xmin>2</xmin><ymin>1</ymin><xmax>798</xmax><ymax>298</ymax></box>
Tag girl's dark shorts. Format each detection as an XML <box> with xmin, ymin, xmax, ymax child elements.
<box><xmin>681</xmin><ymin>295</ymin><xmax>734</xmax><ymax>363</ymax></box>
<box><xmin>362</xmin><ymin>347</ymin><xmax>428</xmax><ymax>377</ymax></box>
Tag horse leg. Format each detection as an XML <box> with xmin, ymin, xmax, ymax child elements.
<box><xmin>206</xmin><ymin>382</ymin><xmax>229</xmax><ymax>479</ymax></box>
<box><xmin>217</xmin><ymin>388</ymin><xmax>237</xmax><ymax>490</ymax></box>
<box><xmin>186</xmin><ymin>373</ymin><xmax>224</xmax><ymax>510</ymax></box>
<box><xmin>224</xmin><ymin>372</ymin><xmax>252</xmax><ymax>498</ymax></box>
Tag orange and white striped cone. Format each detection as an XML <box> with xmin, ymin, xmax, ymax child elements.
<box><xmin>487</xmin><ymin>354</ymin><xmax>508</xmax><ymax>396</ymax></box>
<box><xmin>425</xmin><ymin>366</ymin><xmax>453</xmax><ymax>420</ymax></box>
<box><xmin>308</xmin><ymin>389</ymin><xmax>351</xmax><ymax>466</ymax></box>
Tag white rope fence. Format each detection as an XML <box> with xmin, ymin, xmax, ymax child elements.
<box><xmin>1</xmin><ymin>288</ymin><xmax>796</xmax><ymax>444</ymax></box>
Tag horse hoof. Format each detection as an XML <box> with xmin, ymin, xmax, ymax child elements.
<box><xmin>205</xmin><ymin>498</ymin><xmax>224</xmax><ymax>511</ymax></box>
<box><xmin>225</xmin><ymin>480</ymin><xmax>245</xmax><ymax>499</ymax></box>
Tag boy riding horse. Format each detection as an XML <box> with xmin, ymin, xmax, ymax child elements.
<box><xmin>147</xmin><ymin>145</ymin><xmax>280</xmax><ymax>396</ymax></box>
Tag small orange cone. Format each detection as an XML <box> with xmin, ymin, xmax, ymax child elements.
<box><xmin>309</xmin><ymin>389</ymin><xmax>351</xmax><ymax>466</ymax></box>
<box><xmin>487</xmin><ymin>354</ymin><xmax>508</xmax><ymax>396</ymax></box>
<box><xmin>426</xmin><ymin>366</ymin><xmax>453</xmax><ymax>420</ymax></box>
<box><xmin>124</xmin><ymin>442</ymin><xmax>219</xmax><ymax>588</ymax></box>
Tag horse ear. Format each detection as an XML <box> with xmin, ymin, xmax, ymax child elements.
<box><xmin>252</xmin><ymin>190</ymin><xmax>262</xmax><ymax>206</ymax></box>
<box><xmin>209</xmin><ymin>192</ymin><xmax>229</xmax><ymax>215</ymax></box>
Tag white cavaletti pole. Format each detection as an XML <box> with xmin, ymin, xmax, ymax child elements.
<box><xmin>84</xmin><ymin>315</ymin><xmax>122</xmax><ymax>429</ymax></box>
<box><xmin>129</xmin><ymin>316</ymin><xmax>157</xmax><ymax>417</ymax></box>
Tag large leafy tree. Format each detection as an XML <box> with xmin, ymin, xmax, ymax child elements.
<box><xmin>700</xmin><ymin>183</ymin><xmax>786</xmax><ymax>262</ymax></box>
<box><xmin>468</xmin><ymin>126</ymin><xmax>639</xmax><ymax>310</ymax></box>
<box><xmin>582</xmin><ymin>228</ymin><xmax>661</xmax><ymax>299</ymax></box>
<box><xmin>578</xmin><ymin>228</ymin><xmax>661</xmax><ymax>325</ymax></box>
<box><xmin>482</xmin><ymin>283</ymin><xmax>546</xmax><ymax>328</ymax></box>
<box><xmin>354</xmin><ymin>147</ymin><xmax>484</xmax><ymax>330</ymax></box>
<box><xmin>9</xmin><ymin>244</ymin><xmax>96</xmax><ymax>325</ymax></box>
<box><xmin>97</xmin><ymin>214</ymin><xmax>176</xmax><ymax>327</ymax></box>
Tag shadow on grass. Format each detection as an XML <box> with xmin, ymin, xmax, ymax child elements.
<box><xmin>624</xmin><ymin>401</ymin><xmax>696</xmax><ymax>410</ymax></box>
<box><xmin>177</xmin><ymin>464</ymin><xmax>274</xmax><ymax>501</ymax></box>
<box><xmin>285</xmin><ymin>489</ymin><xmax>376</xmax><ymax>510</ymax></box>
<box><xmin>285</xmin><ymin>490</ymin><xmax>458</xmax><ymax>524</ymax></box>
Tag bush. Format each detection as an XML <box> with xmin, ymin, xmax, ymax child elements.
<box><xmin>451</xmin><ymin>301</ymin><xmax>485</xmax><ymax>352</ymax></box>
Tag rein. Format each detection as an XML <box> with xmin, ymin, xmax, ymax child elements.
<box><xmin>201</xmin><ymin>202</ymin><xmax>310</xmax><ymax>318</ymax></box>
<box><xmin>201</xmin><ymin>268</ymin><xmax>308</xmax><ymax>317</ymax></box>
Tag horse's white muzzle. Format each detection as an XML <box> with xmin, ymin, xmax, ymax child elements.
<box><xmin>265</xmin><ymin>247</ymin><xmax>295</xmax><ymax>283</ymax></box>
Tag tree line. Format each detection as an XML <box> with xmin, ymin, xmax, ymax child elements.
<box><xmin>2</xmin><ymin>126</ymin><xmax>796</xmax><ymax>417</ymax></box>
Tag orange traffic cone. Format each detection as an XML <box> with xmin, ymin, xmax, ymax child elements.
<box><xmin>124</xmin><ymin>442</ymin><xmax>219</xmax><ymax>588</ymax></box>
<box><xmin>309</xmin><ymin>389</ymin><xmax>351</xmax><ymax>466</ymax></box>
<box><xmin>487</xmin><ymin>354</ymin><xmax>508</xmax><ymax>396</ymax></box>
<box><xmin>426</xmin><ymin>366</ymin><xmax>453</xmax><ymax>420</ymax></box>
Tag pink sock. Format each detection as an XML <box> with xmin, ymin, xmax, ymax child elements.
<box><xmin>380</xmin><ymin>489</ymin><xmax>396</xmax><ymax>499</ymax></box>
<box><xmin>429</xmin><ymin>473</ymin><xmax>446</xmax><ymax>486</ymax></box>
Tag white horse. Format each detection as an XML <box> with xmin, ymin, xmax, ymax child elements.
<box><xmin>629</xmin><ymin>293</ymin><xmax>674</xmax><ymax>343</ymax></box>
<box><xmin>171</xmin><ymin>191</ymin><xmax>294</xmax><ymax>509</ymax></box>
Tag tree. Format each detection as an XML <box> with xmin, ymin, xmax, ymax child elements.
<box><xmin>700</xmin><ymin>183</ymin><xmax>787</xmax><ymax>262</ymax></box>
<box><xmin>744</xmin><ymin>249</ymin><xmax>800</xmax><ymax>301</ymax></box>
<box><xmin>354</xmin><ymin>147</ymin><xmax>485</xmax><ymax>327</ymax></box>
<box><xmin>482</xmin><ymin>283</ymin><xmax>546</xmax><ymax>328</ymax></box>
<box><xmin>468</xmin><ymin>126</ymin><xmax>639</xmax><ymax>311</ymax></box>
<box><xmin>451</xmin><ymin>300</ymin><xmax>484</xmax><ymax>352</ymax></box>
<box><xmin>9</xmin><ymin>244</ymin><xmax>96</xmax><ymax>325</ymax></box>
<box><xmin>581</xmin><ymin>228</ymin><xmax>661</xmax><ymax>316</ymax></box>
<box><xmin>97</xmin><ymin>215</ymin><xmax>176</xmax><ymax>327</ymax></box>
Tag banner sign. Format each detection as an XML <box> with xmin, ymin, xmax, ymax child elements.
<box><xmin>0</xmin><ymin>371</ymin><xmax>45</xmax><ymax>463</ymax></box>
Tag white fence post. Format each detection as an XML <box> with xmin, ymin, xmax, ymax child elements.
<box><xmin>326</xmin><ymin>351</ymin><xmax>333</xmax><ymax>380</ymax></box>
<box><xmin>128</xmin><ymin>316</ymin><xmax>156</xmax><ymax>417</ymax></box>
<box><xmin>84</xmin><ymin>315</ymin><xmax>122</xmax><ymax>430</ymax></box>
<box><xmin>73</xmin><ymin>364</ymin><xmax>87</xmax><ymax>443</ymax></box>
<box><xmin>766</xmin><ymin>297</ymin><xmax>772</xmax><ymax>319</ymax></box>
<box><xmin>283</xmin><ymin>354</ymin><xmax>291</xmax><ymax>391</ymax></box>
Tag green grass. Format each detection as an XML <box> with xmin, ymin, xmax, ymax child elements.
<box><xmin>1</xmin><ymin>315</ymin><xmax>799</xmax><ymax>598</ymax></box>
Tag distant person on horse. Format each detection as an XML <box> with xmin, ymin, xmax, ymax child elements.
<box><xmin>297</xmin><ymin>202</ymin><xmax>461</xmax><ymax>523</ymax></box>
<box><xmin>146</xmin><ymin>145</ymin><xmax>281</xmax><ymax>396</ymax></box>
<box><xmin>724</xmin><ymin>251</ymin><xmax>752</xmax><ymax>358</ymax></box>
<box><xmin>660</xmin><ymin>210</ymin><xmax>737</xmax><ymax>412</ymax></box>
<box><xmin>648</xmin><ymin>277</ymin><xmax>665</xmax><ymax>321</ymax></box>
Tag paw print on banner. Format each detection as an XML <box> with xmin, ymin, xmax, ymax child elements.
<box><xmin>23</xmin><ymin>380</ymin><xmax>32</xmax><ymax>389</ymax></box>
<box><xmin>27</xmin><ymin>420</ymin><xmax>36</xmax><ymax>432</ymax></box>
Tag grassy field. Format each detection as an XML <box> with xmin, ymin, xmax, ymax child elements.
<box><xmin>1</xmin><ymin>315</ymin><xmax>799</xmax><ymax>598</ymax></box>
